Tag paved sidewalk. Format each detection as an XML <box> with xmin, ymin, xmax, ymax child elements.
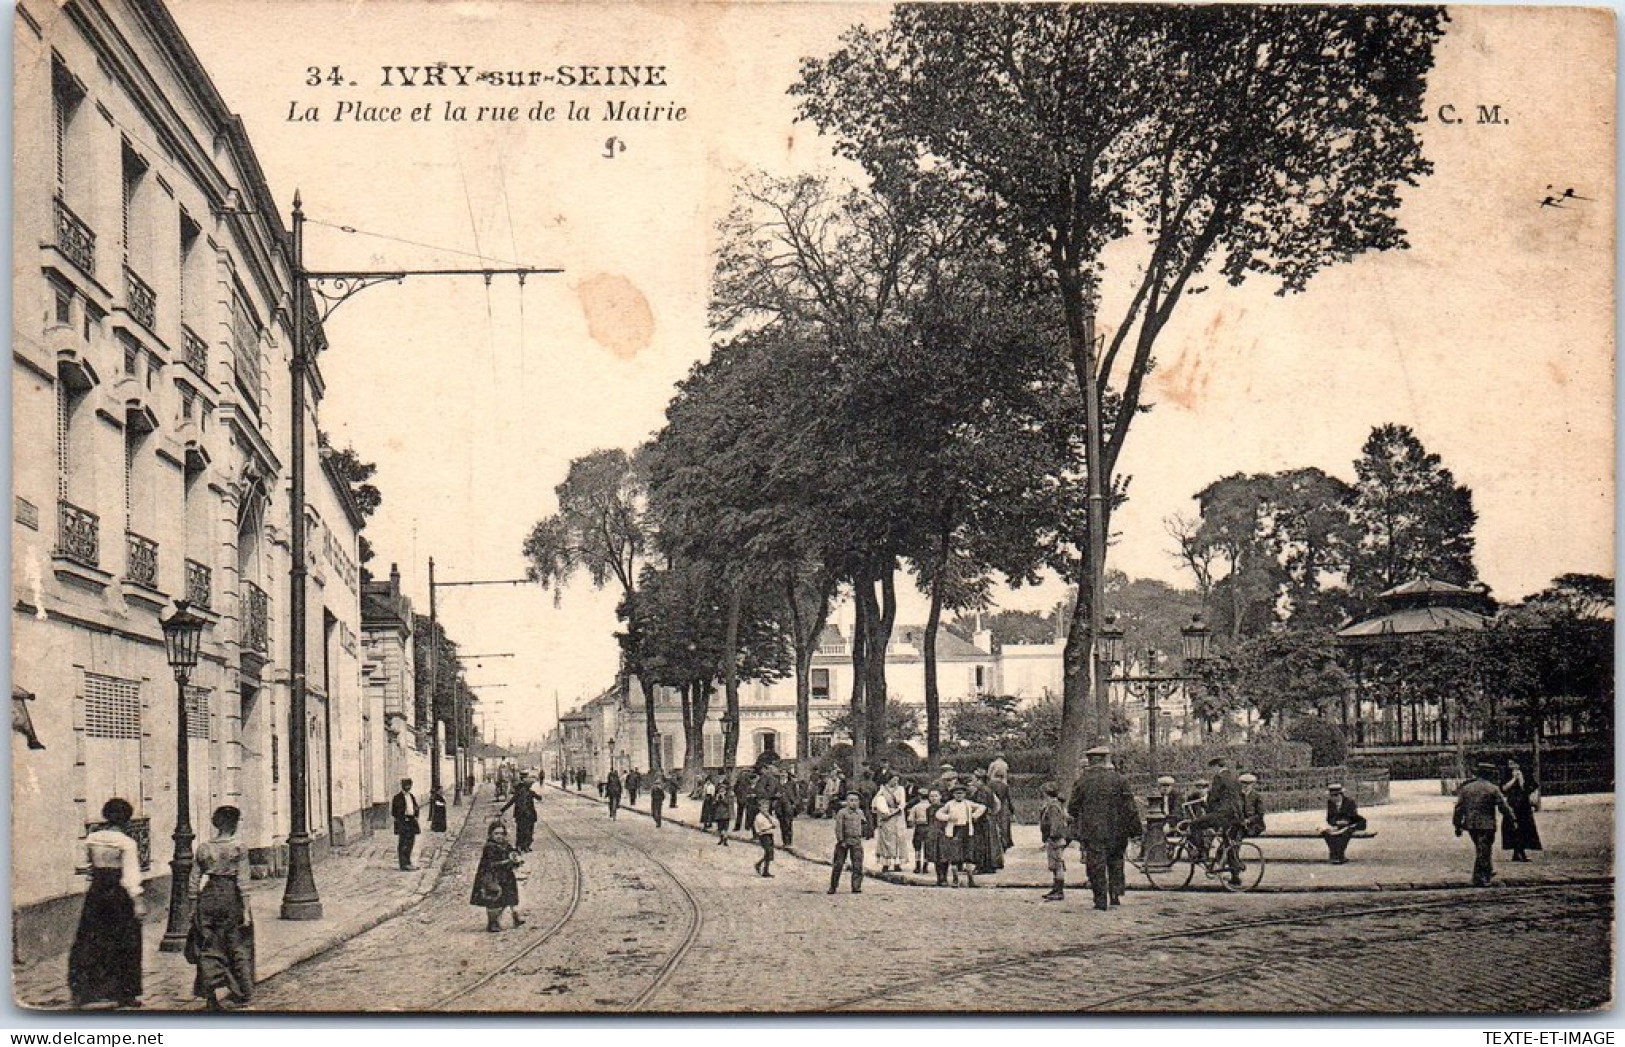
<box><xmin>14</xmin><ymin>789</ymin><xmax>482</xmax><ymax>1011</ymax></box>
<box><xmin>546</xmin><ymin>779</ymin><xmax>1613</xmax><ymax>893</ymax></box>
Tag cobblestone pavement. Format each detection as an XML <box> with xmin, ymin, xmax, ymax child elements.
<box><xmin>244</xmin><ymin>788</ymin><xmax>1612</xmax><ymax>1014</ymax></box>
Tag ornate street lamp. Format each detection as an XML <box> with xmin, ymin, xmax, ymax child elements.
<box><xmin>1181</xmin><ymin>613</ymin><xmax>1213</xmax><ymax>664</ymax></box>
<box><xmin>718</xmin><ymin>713</ymin><xmax>738</xmax><ymax>770</ymax></box>
<box><xmin>158</xmin><ymin>600</ymin><xmax>206</xmax><ymax>953</ymax></box>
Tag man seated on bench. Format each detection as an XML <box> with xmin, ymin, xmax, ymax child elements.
<box><xmin>1239</xmin><ymin>773</ymin><xmax>1266</xmax><ymax>837</ymax></box>
<box><xmin>1319</xmin><ymin>782</ymin><xmax>1367</xmax><ymax>864</ymax></box>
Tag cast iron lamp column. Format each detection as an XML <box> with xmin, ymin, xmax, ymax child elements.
<box><xmin>159</xmin><ymin>600</ymin><xmax>207</xmax><ymax>952</ymax></box>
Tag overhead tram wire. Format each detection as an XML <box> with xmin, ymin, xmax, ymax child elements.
<box><xmin>494</xmin><ymin>162</ymin><xmax>529</xmax><ymax>403</ymax></box>
<box><xmin>304</xmin><ymin>216</ymin><xmax>540</xmax><ymax>272</ymax></box>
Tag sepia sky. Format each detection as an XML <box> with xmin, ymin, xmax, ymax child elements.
<box><xmin>164</xmin><ymin>2</ymin><xmax>1615</xmax><ymax>745</ymax></box>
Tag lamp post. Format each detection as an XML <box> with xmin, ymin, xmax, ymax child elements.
<box><xmin>1096</xmin><ymin>613</ymin><xmax>1211</xmax><ymax>775</ymax></box>
<box><xmin>718</xmin><ymin>713</ymin><xmax>738</xmax><ymax>771</ymax></box>
<box><xmin>273</xmin><ymin>193</ymin><xmax>558</xmax><ymax>921</ymax></box>
<box><xmin>159</xmin><ymin>600</ymin><xmax>206</xmax><ymax>952</ymax></box>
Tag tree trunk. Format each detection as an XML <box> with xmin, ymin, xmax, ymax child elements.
<box><xmin>1057</xmin><ymin>572</ymin><xmax>1096</xmax><ymax>793</ymax></box>
<box><xmin>786</xmin><ymin>573</ymin><xmax>831</xmax><ymax>763</ymax></box>
<box><xmin>681</xmin><ymin>680</ymin><xmax>708</xmax><ymax>790</ymax></box>
<box><xmin>924</xmin><ymin>539</ymin><xmax>949</xmax><ymax>768</ymax></box>
<box><xmin>849</xmin><ymin>592</ymin><xmax>868</xmax><ymax>765</ymax></box>
<box><xmin>860</xmin><ymin>567</ymin><xmax>897</xmax><ymax>759</ymax></box>
<box><xmin>722</xmin><ymin>584</ymin><xmax>743</xmax><ymax>770</ymax></box>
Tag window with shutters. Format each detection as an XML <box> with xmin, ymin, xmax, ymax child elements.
<box><xmin>82</xmin><ymin>673</ymin><xmax>143</xmax><ymax>816</ymax></box>
<box><xmin>51</xmin><ymin>57</ymin><xmax>85</xmax><ymax>199</ymax></box>
<box><xmin>811</xmin><ymin>667</ymin><xmax>831</xmax><ymax>701</ymax></box>
<box><xmin>186</xmin><ymin>687</ymin><xmax>212</xmax><ymax>741</ymax></box>
<box><xmin>703</xmin><ymin>732</ymin><xmax>724</xmax><ymax>768</ymax></box>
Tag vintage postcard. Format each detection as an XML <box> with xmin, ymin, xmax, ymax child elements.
<box><xmin>10</xmin><ymin>0</ymin><xmax>1614</xmax><ymax>1015</ymax></box>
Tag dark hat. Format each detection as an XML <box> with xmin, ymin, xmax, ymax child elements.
<box><xmin>951</xmin><ymin>782</ymin><xmax>969</xmax><ymax>793</ymax></box>
<box><xmin>845</xmin><ymin>791</ymin><xmax>861</xmax><ymax>800</ymax></box>
<box><xmin>1208</xmin><ymin>757</ymin><xmax>1226</xmax><ymax>767</ymax></box>
<box><xmin>1476</xmin><ymin>761</ymin><xmax>1498</xmax><ymax>775</ymax></box>
<box><xmin>1042</xmin><ymin>781</ymin><xmax>1059</xmax><ymax>796</ymax></box>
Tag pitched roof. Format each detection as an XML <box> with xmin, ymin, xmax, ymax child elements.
<box><xmin>1336</xmin><ymin>605</ymin><xmax>1490</xmax><ymax>644</ymax></box>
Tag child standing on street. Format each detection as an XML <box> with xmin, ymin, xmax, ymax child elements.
<box><xmin>753</xmin><ymin>805</ymin><xmax>779</xmax><ymax>877</ymax></box>
<box><xmin>1037</xmin><ymin>781</ymin><xmax>1070</xmax><ymax>901</ymax></box>
<box><xmin>907</xmin><ymin>789</ymin><xmax>933</xmax><ymax>874</ymax></box>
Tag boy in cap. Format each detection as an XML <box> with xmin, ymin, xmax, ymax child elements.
<box><xmin>1320</xmin><ymin>782</ymin><xmax>1367</xmax><ymax>863</ymax></box>
<box><xmin>1037</xmin><ymin>781</ymin><xmax>1070</xmax><ymax>901</ymax></box>
<box><xmin>830</xmin><ymin>792</ymin><xmax>867</xmax><ymax>894</ymax></box>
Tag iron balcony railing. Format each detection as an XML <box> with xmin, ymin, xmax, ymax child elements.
<box><xmin>54</xmin><ymin>197</ymin><xmax>95</xmax><ymax>274</ymax></box>
<box><xmin>56</xmin><ymin>500</ymin><xmax>99</xmax><ymax>568</ymax></box>
<box><xmin>182</xmin><ymin>325</ymin><xmax>208</xmax><ymax>377</ymax></box>
<box><xmin>124</xmin><ymin>531</ymin><xmax>158</xmax><ymax>588</ymax></box>
<box><xmin>243</xmin><ymin>581</ymin><xmax>269</xmax><ymax>655</ymax></box>
<box><xmin>185</xmin><ymin>558</ymin><xmax>212</xmax><ymax>611</ymax></box>
<box><xmin>124</xmin><ymin>265</ymin><xmax>156</xmax><ymax>329</ymax></box>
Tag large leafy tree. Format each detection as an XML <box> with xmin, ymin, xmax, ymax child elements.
<box><xmin>1346</xmin><ymin>423</ymin><xmax>1478</xmax><ymax>599</ymax></box>
<box><xmin>796</xmin><ymin>4</ymin><xmax>1448</xmax><ymax>783</ymax></box>
<box><xmin>521</xmin><ymin>449</ymin><xmax>661</xmax><ymax>769</ymax></box>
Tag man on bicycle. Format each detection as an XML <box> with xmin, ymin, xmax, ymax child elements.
<box><xmin>1187</xmin><ymin>757</ymin><xmax>1244</xmax><ymax>885</ymax></box>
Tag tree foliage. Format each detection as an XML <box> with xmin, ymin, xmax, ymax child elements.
<box><xmin>795</xmin><ymin>4</ymin><xmax>1448</xmax><ymax>780</ymax></box>
<box><xmin>1346</xmin><ymin>423</ymin><xmax>1478</xmax><ymax>599</ymax></box>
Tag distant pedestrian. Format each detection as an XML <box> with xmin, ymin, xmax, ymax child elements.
<box><xmin>969</xmin><ymin>771</ymin><xmax>1005</xmax><ymax>875</ymax></box>
<box><xmin>734</xmin><ymin>769</ymin><xmax>757</xmax><ymax>832</ymax></box>
<box><xmin>1037</xmin><ymin>782</ymin><xmax>1070</xmax><ymax>902</ymax></box>
<box><xmin>499</xmin><ymin>773</ymin><xmax>541</xmax><ymax>851</ymax></box>
<box><xmin>1319</xmin><ymin>783</ymin><xmax>1366</xmax><ymax>864</ymax></box>
<box><xmin>935</xmin><ymin>782</ymin><xmax>987</xmax><ymax>888</ymax></box>
<box><xmin>606</xmin><ymin>770</ymin><xmax>623</xmax><ymax>819</ymax></box>
<box><xmin>712</xmin><ymin>778</ymin><xmax>735</xmax><ymax>846</ymax></box>
<box><xmin>753</xmin><ymin>806</ymin><xmax>779</xmax><ymax>877</ymax></box>
<box><xmin>1456</xmin><ymin>761</ymin><xmax>1516</xmax><ymax>887</ymax></box>
<box><xmin>774</xmin><ymin>778</ymin><xmax>798</xmax><ymax>847</ymax></box>
<box><xmin>1067</xmin><ymin>746</ymin><xmax>1140</xmax><ymax>910</ymax></box>
<box><xmin>829</xmin><ymin>792</ymin><xmax>866</xmax><ymax>894</ymax></box>
<box><xmin>988</xmin><ymin>764</ymin><xmax>1016</xmax><ymax>854</ymax></box>
<box><xmin>1239</xmin><ymin>774</ymin><xmax>1266</xmax><ymax>838</ymax></box>
<box><xmin>669</xmin><ymin>772</ymin><xmax>680</xmax><ymax>809</ymax></box>
<box><xmin>391</xmin><ymin>778</ymin><xmax>420</xmax><ymax>871</ymax></box>
<box><xmin>650</xmin><ymin>776</ymin><xmax>667</xmax><ymax>827</ymax></box>
<box><xmin>1501</xmin><ymin>758</ymin><xmax>1542</xmax><ymax>862</ymax></box>
<box><xmin>68</xmin><ymin>798</ymin><xmax>144</xmax><ymax>1010</ymax></box>
<box><xmin>626</xmin><ymin>768</ymin><xmax>642</xmax><ymax>807</ymax></box>
<box><xmin>907</xmin><ymin>789</ymin><xmax>933</xmax><ymax>874</ymax></box>
<box><xmin>575</xmin><ymin>768</ymin><xmax>586</xmax><ymax>791</ymax></box>
<box><xmin>470</xmin><ymin>821</ymin><xmax>525</xmax><ymax>932</ymax></box>
<box><xmin>187</xmin><ymin>805</ymin><xmax>254</xmax><ymax>1011</ymax></box>
<box><xmin>428</xmin><ymin>786</ymin><xmax>448</xmax><ymax>833</ymax></box>
<box><xmin>871</xmin><ymin>772</ymin><xmax>909</xmax><ymax>873</ymax></box>
<box><xmin>700</xmin><ymin>772</ymin><xmax>720</xmax><ymax>826</ymax></box>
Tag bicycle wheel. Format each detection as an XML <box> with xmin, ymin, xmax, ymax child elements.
<box><xmin>1140</xmin><ymin>839</ymin><xmax>1196</xmax><ymax>890</ymax></box>
<box><xmin>1220</xmin><ymin>841</ymin><xmax>1265</xmax><ymax>892</ymax></box>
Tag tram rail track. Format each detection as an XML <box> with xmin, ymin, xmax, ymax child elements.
<box><xmin>832</xmin><ymin>881</ymin><xmax>1613</xmax><ymax>1011</ymax></box>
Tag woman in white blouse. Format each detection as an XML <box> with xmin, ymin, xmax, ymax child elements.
<box><xmin>69</xmin><ymin>798</ymin><xmax>144</xmax><ymax>1009</ymax></box>
<box><xmin>934</xmin><ymin>783</ymin><xmax>989</xmax><ymax>888</ymax></box>
<box><xmin>187</xmin><ymin>805</ymin><xmax>254</xmax><ymax>1010</ymax></box>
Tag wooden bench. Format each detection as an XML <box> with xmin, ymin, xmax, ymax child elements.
<box><xmin>1255</xmin><ymin>830</ymin><xmax>1377</xmax><ymax>840</ymax></box>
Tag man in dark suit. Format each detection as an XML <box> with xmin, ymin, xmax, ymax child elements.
<box><xmin>1239</xmin><ymin>773</ymin><xmax>1267</xmax><ymax>837</ymax></box>
<box><xmin>1455</xmin><ymin>761</ymin><xmax>1516</xmax><ymax>886</ymax></box>
<box><xmin>391</xmin><ymin>778</ymin><xmax>420</xmax><ymax>871</ymax></box>
<box><xmin>1320</xmin><ymin>782</ymin><xmax>1367</xmax><ymax>863</ymax></box>
<box><xmin>1187</xmin><ymin>757</ymin><xmax>1243</xmax><ymax>880</ymax></box>
<box><xmin>1066</xmin><ymin>746</ymin><xmax>1141</xmax><ymax>910</ymax></box>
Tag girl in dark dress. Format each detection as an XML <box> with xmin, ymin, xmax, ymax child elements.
<box><xmin>68</xmin><ymin>798</ymin><xmax>144</xmax><ymax>1009</ymax></box>
<box><xmin>471</xmin><ymin>821</ymin><xmax>525</xmax><ymax>931</ymax></box>
<box><xmin>1501</xmin><ymin>759</ymin><xmax>1543</xmax><ymax>861</ymax></box>
<box><xmin>188</xmin><ymin>805</ymin><xmax>254</xmax><ymax>1010</ymax></box>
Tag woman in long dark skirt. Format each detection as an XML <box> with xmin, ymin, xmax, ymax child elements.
<box><xmin>188</xmin><ymin>805</ymin><xmax>255</xmax><ymax>1010</ymax></box>
<box><xmin>471</xmin><ymin>821</ymin><xmax>525</xmax><ymax>931</ymax></box>
<box><xmin>969</xmin><ymin>772</ymin><xmax>1006</xmax><ymax>875</ymax></box>
<box><xmin>68</xmin><ymin>798</ymin><xmax>144</xmax><ymax>1009</ymax></box>
<box><xmin>1501</xmin><ymin>758</ymin><xmax>1543</xmax><ymax>862</ymax></box>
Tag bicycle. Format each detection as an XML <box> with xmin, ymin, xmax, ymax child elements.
<box><xmin>1128</xmin><ymin>820</ymin><xmax>1265</xmax><ymax>892</ymax></box>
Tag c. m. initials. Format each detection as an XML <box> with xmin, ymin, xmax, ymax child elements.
<box><xmin>1435</xmin><ymin>102</ymin><xmax>1507</xmax><ymax>125</ymax></box>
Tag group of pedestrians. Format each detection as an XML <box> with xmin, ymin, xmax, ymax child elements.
<box><xmin>1454</xmin><ymin>757</ymin><xmax>1542</xmax><ymax>887</ymax></box>
<box><xmin>601</xmin><ymin>767</ymin><xmax>681</xmax><ymax>824</ymax></box>
<box><xmin>68</xmin><ymin>798</ymin><xmax>255</xmax><ymax>1012</ymax></box>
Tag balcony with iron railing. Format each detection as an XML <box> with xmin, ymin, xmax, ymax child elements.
<box><xmin>123</xmin><ymin>265</ymin><xmax>156</xmax><ymax>330</ymax></box>
<box><xmin>53</xmin><ymin>197</ymin><xmax>95</xmax><ymax>275</ymax></box>
<box><xmin>56</xmin><ymin>500</ymin><xmax>99</xmax><ymax>568</ymax></box>
<box><xmin>182</xmin><ymin>325</ymin><xmax>208</xmax><ymax>378</ymax></box>
<box><xmin>185</xmin><ymin>559</ymin><xmax>212</xmax><ymax>611</ymax></box>
<box><xmin>124</xmin><ymin>531</ymin><xmax>158</xmax><ymax>589</ymax></box>
<box><xmin>243</xmin><ymin>581</ymin><xmax>269</xmax><ymax>656</ymax></box>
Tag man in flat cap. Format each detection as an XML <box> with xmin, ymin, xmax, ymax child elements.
<box><xmin>1066</xmin><ymin>746</ymin><xmax>1140</xmax><ymax>910</ymax></box>
<box><xmin>1454</xmin><ymin>761</ymin><xmax>1517</xmax><ymax>886</ymax></box>
<box><xmin>1319</xmin><ymin>783</ymin><xmax>1366</xmax><ymax>863</ymax></box>
<box><xmin>1188</xmin><ymin>756</ymin><xmax>1244</xmax><ymax>883</ymax></box>
<box><xmin>1239</xmin><ymin>773</ymin><xmax>1267</xmax><ymax>838</ymax></box>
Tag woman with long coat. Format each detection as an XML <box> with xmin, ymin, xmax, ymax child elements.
<box><xmin>1500</xmin><ymin>758</ymin><xmax>1543</xmax><ymax>862</ymax></box>
<box><xmin>969</xmin><ymin>773</ymin><xmax>1006</xmax><ymax>875</ymax></box>
<box><xmin>470</xmin><ymin>821</ymin><xmax>525</xmax><ymax>931</ymax></box>
<box><xmin>68</xmin><ymin>798</ymin><xmax>144</xmax><ymax>1009</ymax></box>
<box><xmin>188</xmin><ymin>805</ymin><xmax>255</xmax><ymax>1010</ymax></box>
<box><xmin>988</xmin><ymin>767</ymin><xmax>1016</xmax><ymax>853</ymax></box>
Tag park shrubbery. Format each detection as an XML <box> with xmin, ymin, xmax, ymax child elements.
<box><xmin>1285</xmin><ymin>718</ymin><xmax>1348</xmax><ymax>766</ymax></box>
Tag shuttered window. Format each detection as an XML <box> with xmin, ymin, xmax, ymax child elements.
<box><xmin>84</xmin><ymin>673</ymin><xmax>141</xmax><ymax>739</ymax></box>
<box><xmin>186</xmin><ymin>687</ymin><xmax>212</xmax><ymax>741</ymax></box>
